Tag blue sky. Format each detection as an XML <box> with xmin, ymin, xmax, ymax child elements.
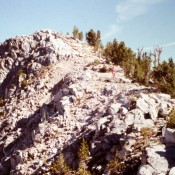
<box><xmin>0</xmin><ymin>0</ymin><xmax>175</xmax><ymax>61</ymax></box>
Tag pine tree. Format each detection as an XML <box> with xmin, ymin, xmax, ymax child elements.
<box><xmin>73</xmin><ymin>26</ymin><xmax>79</xmax><ymax>40</ymax></box>
<box><xmin>152</xmin><ymin>58</ymin><xmax>175</xmax><ymax>97</ymax></box>
<box><xmin>96</xmin><ymin>30</ymin><xmax>101</xmax><ymax>41</ymax></box>
<box><xmin>78</xmin><ymin>138</ymin><xmax>89</xmax><ymax>160</ymax></box>
<box><xmin>77</xmin><ymin>138</ymin><xmax>91</xmax><ymax>175</ymax></box>
<box><xmin>86</xmin><ymin>29</ymin><xmax>97</xmax><ymax>46</ymax></box>
<box><xmin>79</xmin><ymin>31</ymin><xmax>83</xmax><ymax>41</ymax></box>
<box><xmin>104</xmin><ymin>41</ymin><xmax>113</xmax><ymax>60</ymax></box>
<box><xmin>94</xmin><ymin>30</ymin><xmax>102</xmax><ymax>52</ymax></box>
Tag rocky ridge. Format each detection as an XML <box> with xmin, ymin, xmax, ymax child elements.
<box><xmin>0</xmin><ymin>30</ymin><xmax>175</xmax><ymax>175</ymax></box>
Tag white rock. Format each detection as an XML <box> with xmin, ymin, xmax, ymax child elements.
<box><xmin>146</xmin><ymin>145</ymin><xmax>169</xmax><ymax>174</ymax></box>
<box><xmin>110</xmin><ymin>119</ymin><xmax>127</xmax><ymax>134</ymax></box>
<box><xmin>149</xmin><ymin>105</ymin><xmax>158</xmax><ymax>121</ymax></box>
<box><xmin>69</xmin><ymin>84</ymin><xmax>83</xmax><ymax>98</ymax></box>
<box><xmin>52</xmin><ymin>124</ymin><xmax>59</xmax><ymax>132</ymax></box>
<box><xmin>97</xmin><ymin>117</ymin><xmax>109</xmax><ymax>130</ymax></box>
<box><xmin>125</xmin><ymin>113</ymin><xmax>135</xmax><ymax>125</ymax></box>
<box><xmin>149</xmin><ymin>93</ymin><xmax>161</xmax><ymax>103</ymax></box>
<box><xmin>127</xmin><ymin>109</ymin><xmax>155</xmax><ymax>130</ymax></box>
<box><xmin>119</xmin><ymin>77</ymin><xmax>131</xmax><ymax>83</ymax></box>
<box><xmin>159</xmin><ymin>101</ymin><xmax>173</xmax><ymax>116</ymax></box>
<box><xmin>81</xmin><ymin>71</ymin><xmax>92</xmax><ymax>80</ymax></box>
<box><xmin>157</xmin><ymin>93</ymin><xmax>171</xmax><ymax>100</ymax></box>
<box><xmin>169</xmin><ymin>167</ymin><xmax>175</xmax><ymax>175</ymax></box>
<box><xmin>137</xmin><ymin>165</ymin><xmax>155</xmax><ymax>175</ymax></box>
<box><xmin>136</xmin><ymin>98</ymin><xmax>149</xmax><ymax>113</ymax></box>
<box><xmin>119</xmin><ymin>107</ymin><xmax>128</xmax><ymax>115</ymax></box>
<box><xmin>60</xmin><ymin>96</ymin><xmax>70</xmax><ymax>108</ymax></box>
<box><xmin>108</xmin><ymin>103</ymin><xmax>122</xmax><ymax>115</ymax></box>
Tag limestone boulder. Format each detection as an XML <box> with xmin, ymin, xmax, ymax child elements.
<box><xmin>136</xmin><ymin>98</ymin><xmax>149</xmax><ymax>114</ymax></box>
<box><xmin>21</xmin><ymin>42</ymin><xmax>30</xmax><ymax>53</ymax></box>
<box><xmin>143</xmin><ymin>145</ymin><xmax>169</xmax><ymax>174</ymax></box>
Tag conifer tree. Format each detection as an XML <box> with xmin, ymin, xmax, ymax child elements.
<box><xmin>86</xmin><ymin>29</ymin><xmax>97</xmax><ymax>46</ymax></box>
<box><xmin>96</xmin><ymin>30</ymin><xmax>101</xmax><ymax>41</ymax></box>
<box><xmin>86</xmin><ymin>29</ymin><xmax>102</xmax><ymax>53</ymax></box>
<box><xmin>94</xmin><ymin>30</ymin><xmax>102</xmax><ymax>52</ymax></box>
<box><xmin>73</xmin><ymin>26</ymin><xmax>79</xmax><ymax>40</ymax></box>
<box><xmin>104</xmin><ymin>41</ymin><xmax>113</xmax><ymax>61</ymax></box>
<box><xmin>78</xmin><ymin>138</ymin><xmax>89</xmax><ymax>160</ymax></box>
<box><xmin>79</xmin><ymin>31</ymin><xmax>83</xmax><ymax>41</ymax></box>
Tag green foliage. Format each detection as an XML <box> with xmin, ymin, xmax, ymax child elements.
<box><xmin>21</xmin><ymin>79</ymin><xmax>28</xmax><ymax>89</ymax></box>
<box><xmin>96</xmin><ymin>30</ymin><xmax>101</xmax><ymax>41</ymax></box>
<box><xmin>47</xmin><ymin>138</ymin><xmax>91</xmax><ymax>175</ymax></box>
<box><xmin>94</xmin><ymin>30</ymin><xmax>102</xmax><ymax>52</ymax></box>
<box><xmin>0</xmin><ymin>98</ymin><xmax>5</xmax><ymax>107</ymax></box>
<box><xmin>73</xmin><ymin>26</ymin><xmax>79</xmax><ymax>40</ymax></box>
<box><xmin>86</xmin><ymin>29</ymin><xmax>102</xmax><ymax>52</ymax></box>
<box><xmin>104</xmin><ymin>42</ymin><xmax>113</xmax><ymax>62</ymax></box>
<box><xmin>17</xmin><ymin>69</ymin><xmax>28</xmax><ymax>89</ymax></box>
<box><xmin>0</xmin><ymin>111</ymin><xmax>4</xmax><ymax>117</ymax></box>
<box><xmin>104</xmin><ymin>39</ymin><xmax>137</xmax><ymax>77</ymax></box>
<box><xmin>77</xmin><ymin>138</ymin><xmax>91</xmax><ymax>175</ymax></box>
<box><xmin>129</xmin><ymin>94</ymin><xmax>137</xmax><ymax>102</ymax></box>
<box><xmin>77</xmin><ymin>162</ymin><xmax>91</xmax><ymax>175</ymax></box>
<box><xmin>93</xmin><ymin>59</ymin><xmax>100</xmax><ymax>65</ymax></box>
<box><xmin>79</xmin><ymin>31</ymin><xmax>83</xmax><ymax>41</ymax></box>
<box><xmin>152</xmin><ymin>58</ymin><xmax>175</xmax><ymax>97</ymax></box>
<box><xmin>167</xmin><ymin>108</ymin><xmax>175</xmax><ymax>129</ymax></box>
<box><xmin>103</xmin><ymin>35</ymin><xmax>174</xmax><ymax>97</ymax></box>
<box><xmin>133</xmin><ymin>53</ymin><xmax>152</xmax><ymax>85</ymax></box>
<box><xmin>122</xmin><ymin>55</ymin><xmax>136</xmax><ymax>78</ymax></box>
<box><xmin>49</xmin><ymin>154</ymin><xmax>71</xmax><ymax>175</ymax></box>
<box><xmin>140</xmin><ymin>127</ymin><xmax>154</xmax><ymax>138</ymax></box>
<box><xmin>78</xmin><ymin>138</ymin><xmax>89</xmax><ymax>161</ymax></box>
<box><xmin>104</xmin><ymin>39</ymin><xmax>153</xmax><ymax>85</ymax></box>
<box><xmin>133</xmin><ymin>127</ymin><xmax>155</xmax><ymax>151</ymax></box>
<box><xmin>107</xmin><ymin>150</ymin><xmax>123</xmax><ymax>174</ymax></box>
<box><xmin>73</xmin><ymin>26</ymin><xmax>84</xmax><ymax>41</ymax></box>
<box><xmin>86</xmin><ymin>29</ymin><xmax>97</xmax><ymax>46</ymax></box>
<box><xmin>17</xmin><ymin>69</ymin><xmax>25</xmax><ymax>77</ymax></box>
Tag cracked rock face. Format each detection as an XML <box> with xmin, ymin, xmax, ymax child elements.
<box><xmin>0</xmin><ymin>30</ymin><xmax>175</xmax><ymax>175</ymax></box>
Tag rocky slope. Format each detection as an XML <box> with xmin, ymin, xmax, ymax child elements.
<box><xmin>0</xmin><ymin>30</ymin><xmax>175</xmax><ymax>175</ymax></box>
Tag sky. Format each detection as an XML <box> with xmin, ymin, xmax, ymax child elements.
<box><xmin>0</xmin><ymin>0</ymin><xmax>175</xmax><ymax>61</ymax></box>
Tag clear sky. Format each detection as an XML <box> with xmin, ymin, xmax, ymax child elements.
<box><xmin>0</xmin><ymin>0</ymin><xmax>175</xmax><ymax>61</ymax></box>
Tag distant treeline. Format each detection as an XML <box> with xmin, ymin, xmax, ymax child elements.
<box><xmin>71</xmin><ymin>26</ymin><xmax>175</xmax><ymax>97</ymax></box>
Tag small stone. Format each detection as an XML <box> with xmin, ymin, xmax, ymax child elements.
<box><xmin>119</xmin><ymin>107</ymin><xmax>128</xmax><ymax>115</ymax></box>
<box><xmin>107</xmin><ymin>103</ymin><xmax>122</xmax><ymax>115</ymax></box>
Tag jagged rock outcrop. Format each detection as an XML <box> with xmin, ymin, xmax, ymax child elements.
<box><xmin>0</xmin><ymin>30</ymin><xmax>175</xmax><ymax>175</ymax></box>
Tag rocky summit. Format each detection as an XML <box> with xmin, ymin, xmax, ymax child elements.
<box><xmin>0</xmin><ymin>29</ymin><xmax>175</xmax><ymax>175</ymax></box>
